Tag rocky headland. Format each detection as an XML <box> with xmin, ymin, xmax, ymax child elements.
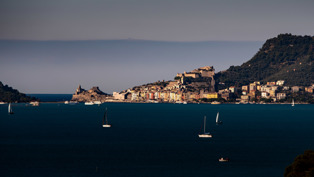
<box><xmin>71</xmin><ymin>85</ymin><xmax>112</xmax><ymax>102</ymax></box>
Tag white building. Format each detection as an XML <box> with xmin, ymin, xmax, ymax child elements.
<box><xmin>276</xmin><ymin>80</ymin><xmax>285</xmax><ymax>86</ymax></box>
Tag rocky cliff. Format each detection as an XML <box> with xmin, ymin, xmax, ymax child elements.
<box><xmin>71</xmin><ymin>85</ymin><xmax>112</xmax><ymax>102</ymax></box>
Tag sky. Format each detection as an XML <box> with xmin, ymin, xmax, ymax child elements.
<box><xmin>0</xmin><ymin>0</ymin><xmax>313</xmax><ymax>93</ymax></box>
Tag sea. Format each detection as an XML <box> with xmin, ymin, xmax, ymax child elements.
<box><xmin>27</xmin><ymin>94</ymin><xmax>73</xmax><ymax>102</ymax></box>
<box><xmin>1</xmin><ymin>98</ymin><xmax>314</xmax><ymax>177</ymax></box>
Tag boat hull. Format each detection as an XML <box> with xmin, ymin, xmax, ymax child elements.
<box><xmin>198</xmin><ymin>134</ymin><xmax>212</xmax><ymax>138</ymax></box>
<box><xmin>219</xmin><ymin>158</ymin><xmax>229</xmax><ymax>162</ymax></box>
<box><xmin>216</xmin><ymin>121</ymin><xmax>223</xmax><ymax>125</ymax></box>
<box><xmin>102</xmin><ymin>124</ymin><xmax>111</xmax><ymax>128</ymax></box>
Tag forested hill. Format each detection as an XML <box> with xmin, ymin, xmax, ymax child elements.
<box><xmin>0</xmin><ymin>81</ymin><xmax>37</xmax><ymax>102</ymax></box>
<box><xmin>216</xmin><ymin>34</ymin><xmax>313</xmax><ymax>88</ymax></box>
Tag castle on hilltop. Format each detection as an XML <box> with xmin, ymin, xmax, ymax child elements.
<box><xmin>176</xmin><ymin>66</ymin><xmax>215</xmax><ymax>79</ymax></box>
<box><xmin>175</xmin><ymin>66</ymin><xmax>215</xmax><ymax>91</ymax></box>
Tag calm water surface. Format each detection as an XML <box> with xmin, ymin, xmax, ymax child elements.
<box><xmin>0</xmin><ymin>103</ymin><xmax>313</xmax><ymax>177</ymax></box>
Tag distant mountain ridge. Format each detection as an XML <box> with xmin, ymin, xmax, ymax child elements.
<box><xmin>216</xmin><ymin>34</ymin><xmax>313</xmax><ymax>88</ymax></box>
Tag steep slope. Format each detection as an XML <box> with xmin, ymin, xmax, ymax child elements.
<box><xmin>0</xmin><ymin>81</ymin><xmax>37</xmax><ymax>102</ymax></box>
<box><xmin>216</xmin><ymin>34</ymin><xmax>313</xmax><ymax>88</ymax></box>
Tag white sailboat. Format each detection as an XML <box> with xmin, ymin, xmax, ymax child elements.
<box><xmin>219</xmin><ymin>157</ymin><xmax>229</xmax><ymax>162</ymax></box>
<box><xmin>102</xmin><ymin>107</ymin><xmax>111</xmax><ymax>128</ymax></box>
<box><xmin>198</xmin><ymin>116</ymin><xmax>212</xmax><ymax>138</ymax></box>
<box><xmin>8</xmin><ymin>103</ymin><xmax>14</xmax><ymax>114</ymax></box>
<box><xmin>216</xmin><ymin>112</ymin><xmax>222</xmax><ymax>125</ymax></box>
<box><xmin>291</xmin><ymin>99</ymin><xmax>295</xmax><ymax>107</ymax></box>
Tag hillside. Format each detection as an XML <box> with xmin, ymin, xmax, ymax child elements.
<box><xmin>284</xmin><ymin>150</ymin><xmax>314</xmax><ymax>177</ymax></box>
<box><xmin>216</xmin><ymin>34</ymin><xmax>313</xmax><ymax>88</ymax></box>
<box><xmin>0</xmin><ymin>81</ymin><xmax>37</xmax><ymax>102</ymax></box>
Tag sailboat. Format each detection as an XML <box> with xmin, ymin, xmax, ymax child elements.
<box><xmin>216</xmin><ymin>112</ymin><xmax>222</xmax><ymax>125</ymax></box>
<box><xmin>102</xmin><ymin>107</ymin><xmax>111</xmax><ymax>128</ymax></box>
<box><xmin>8</xmin><ymin>103</ymin><xmax>14</xmax><ymax>114</ymax></box>
<box><xmin>198</xmin><ymin>116</ymin><xmax>212</xmax><ymax>138</ymax></box>
<box><xmin>219</xmin><ymin>157</ymin><xmax>229</xmax><ymax>162</ymax></box>
<box><xmin>291</xmin><ymin>99</ymin><xmax>295</xmax><ymax>107</ymax></box>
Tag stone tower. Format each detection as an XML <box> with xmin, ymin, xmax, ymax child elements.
<box><xmin>75</xmin><ymin>85</ymin><xmax>83</xmax><ymax>94</ymax></box>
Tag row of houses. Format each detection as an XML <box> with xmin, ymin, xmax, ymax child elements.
<box><xmin>236</xmin><ymin>80</ymin><xmax>314</xmax><ymax>103</ymax></box>
<box><xmin>113</xmin><ymin>89</ymin><xmax>219</xmax><ymax>102</ymax></box>
<box><xmin>112</xmin><ymin>77</ymin><xmax>313</xmax><ymax>103</ymax></box>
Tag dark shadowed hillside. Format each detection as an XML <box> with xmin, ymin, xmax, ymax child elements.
<box><xmin>216</xmin><ymin>34</ymin><xmax>313</xmax><ymax>88</ymax></box>
<box><xmin>284</xmin><ymin>150</ymin><xmax>314</xmax><ymax>177</ymax></box>
<box><xmin>0</xmin><ymin>81</ymin><xmax>37</xmax><ymax>102</ymax></box>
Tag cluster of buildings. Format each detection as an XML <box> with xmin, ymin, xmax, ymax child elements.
<box><xmin>113</xmin><ymin>66</ymin><xmax>217</xmax><ymax>103</ymax></box>
<box><xmin>113</xmin><ymin>77</ymin><xmax>314</xmax><ymax>103</ymax></box>
<box><xmin>72</xmin><ymin>66</ymin><xmax>313</xmax><ymax>104</ymax></box>
<box><xmin>222</xmin><ymin>80</ymin><xmax>314</xmax><ymax>103</ymax></box>
<box><xmin>113</xmin><ymin>83</ymin><xmax>219</xmax><ymax>103</ymax></box>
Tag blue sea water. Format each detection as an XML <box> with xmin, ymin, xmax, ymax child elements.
<box><xmin>0</xmin><ymin>103</ymin><xmax>313</xmax><ymax>177</ymax></box>
<box><xmin>27</xmin><ymin>94</ymin><xmax>73</xmax><ymax>102</ymax></box>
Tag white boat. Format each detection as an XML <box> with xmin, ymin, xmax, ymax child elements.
<box><xmin>0</xmin><ymin>102</ymin><xmax>7</xmax><ymax>104</ymax></box>
<box><xmin>64</xmin><ymin>101</ymin><xmax>69</xmax><ymax>104</ymax></box>
<box><xmin>94</xmin><ymin>101</ymin><xmax>102</xmax><ymax>105</ymax></box>
<box><xmin>102</xmin><ymin>107</ymin><xmax>111</xmax><ymax>128</ymax></box>
<box><xmin>216</xmin><ymin>112</ymin><xmax>222</xmax><ymax>125</ymax></box>
<box><xmin>85</xmin><ymin>101</ymin><xmax>94</xmax><ymax>105</ymax></box>
<box><xmin>211</xmin><ymin>101</ymin><xmax>221</xmax><ymax>104</ymax></box>
<box><xmin>291</xmin><ymin>99</ymin><xmax>295</xmax><ymax>107</ymax></box>
<box><xmin>69</xmin><ymin>101</ymin><xmax>78</xmax><ymax>105</ymax></box>
<box><xmin>198</xmin><ymin>116</ymin><xmax>212</xmax><ymax>138</ymax></box>
<box><xmin>30</xmin><ymin>101</ymin><xmax>39</xmax><ymax>106</ymax></box>
<box><xmin>219</xmin><ymin>157</ymin><xmax>229</xmax><ymax>162</ymax></box>
<box><xmin>8</xmin><ymin>103</ymin><xmax>14</xmax><ymax>114</ymax></box>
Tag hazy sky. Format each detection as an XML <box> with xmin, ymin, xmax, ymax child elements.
<box><xmin>1</xmin><ymin>0</ymin><xmax>313</xmax><ymax>41</ymax></box>
<box><xmin>0</xmin><ymin>40</ymin><xmax>263</xmax><ymax>93</ymax></box>
<box><xmin>0</xmin><ymin>0</ymin><xmax>313</xmax><ymax>94</ymax></box>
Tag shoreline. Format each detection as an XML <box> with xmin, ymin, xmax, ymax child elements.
<box><xmin>1</xmin><ymin>101</ymin><xmax>311</xmax><ymax>105</ymax></box>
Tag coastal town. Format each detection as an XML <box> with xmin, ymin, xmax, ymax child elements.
<box><xmin>71</xmin><ymin>66</ymin><xmax>314</xmax><ymax>104</ymax></box>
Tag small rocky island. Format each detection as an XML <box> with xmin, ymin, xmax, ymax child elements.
<box><xmin>71</xmin><ymin>85</ymin><xmax>112</xmax><ymax>102</ymax></box>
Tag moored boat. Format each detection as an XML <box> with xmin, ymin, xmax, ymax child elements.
<box><xmin>219</xmin><ymin>157</ymin><xmax>229</xmax><ymax>162</ymax></box>
<box><xmin>94</xmin><ymin>101</ymin><xmax>102</xmax><ymax>105</ymax></box>
<box><xmin>8</xmin><ymin>103</ymin><xmax>14</xmax><ymax>114</ymax></box>
<box><xmin>211</xmin><ymin>101</ymin><xmax>221</xmax><ymax>104</ymax></box>
<box><xmin>102</xmin><ymin>107</ymin><xmax>111</xmax><ymax>128</ymax></box>
<box><xmin>30</xmin><ymin>101</ymin><xmax>40</xmax><ymax>106</ymax></box>
<box><xmin>198</xmin><ymin>116</ymin><xmax>212</xmax><ymax>138</ymax></box>
<box><xmin>216</xmin><ymin>112</ymin><xmax>222</xmax><ymax>125</ymax></box>
<box><xmin>85</xmin><ymin>101</ymin><xmax>94</xmax><ymax>105</ymax></box>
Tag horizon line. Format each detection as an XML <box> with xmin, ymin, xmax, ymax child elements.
<box><xmin>1</xmin><ymin>34</ymin><xmax>312</xmax><ymax>43</ymax></box>
<box><xmin>0</xmin><ymin>38</ymin><xmax>265</xmax><ymax>43</ymax></box>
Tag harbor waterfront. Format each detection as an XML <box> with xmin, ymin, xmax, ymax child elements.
<box><xmin>1</xmin><ymin>103</ymin><xmax>314</xmax><ymax>177</ymax></box>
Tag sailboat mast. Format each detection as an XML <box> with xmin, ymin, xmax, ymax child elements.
<box><xmin>204</xmin><ymin>116</ymin><xmax>206</xmax><ymax>134</ymax></box>
<box><xmin>102</xmin><ymin>111</ymin><xmax>105</xmax><ymax>125</ymax></box>
<box><xmin>105</xmin><ymin>107</ymin><xmax>108</xmax><ymax>124</ymax></box>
